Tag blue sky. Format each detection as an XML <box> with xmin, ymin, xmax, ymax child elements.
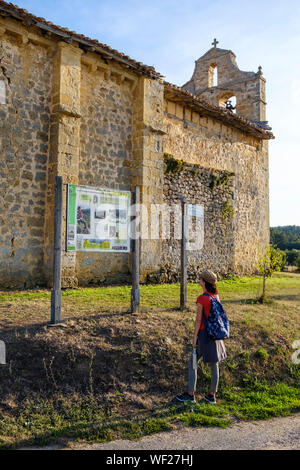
<box><xmin>15</xmin><ymin>0</ymin><xmax>300</xmax><ymax>226</ymax></box>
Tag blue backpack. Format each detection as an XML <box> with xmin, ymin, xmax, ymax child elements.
<box><xmin>203</xmin><ymin>293</ymin><xmax>229</xmax><ymax>340</ymax></box>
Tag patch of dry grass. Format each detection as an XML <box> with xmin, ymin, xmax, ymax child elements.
<box><xmin>0</xmin><ymin>273</ymin><xmax>299</xmax><ymax>447</ymax></box>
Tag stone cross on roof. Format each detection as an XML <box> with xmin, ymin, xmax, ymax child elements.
<box><xmin>212</xmin><ymin>38</ymin><xmax>219</xmax><ymax>48</ymax></box>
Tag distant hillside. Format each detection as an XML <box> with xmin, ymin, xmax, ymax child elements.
<box><xmin>270</xmin><ymin>226</ymin><xmax>300</xmax><ymax>250</ymax></box>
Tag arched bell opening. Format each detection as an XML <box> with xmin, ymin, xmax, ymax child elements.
<box><xmin>218</xmin><ymin>92</ymin><xmax>237</xmax><ymax>113</ymax></box>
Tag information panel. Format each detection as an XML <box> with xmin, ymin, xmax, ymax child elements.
<box><xmin>186</xmin><ymin>204</ymin><xmax>204</xmax><ymax>218</ymax></box>
<box><xmin>67</xmin><ymin>185</ymin><xmax>131</xmax><ymax>253</ymax></box>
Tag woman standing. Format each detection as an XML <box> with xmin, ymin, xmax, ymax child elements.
<box><xmin>176</xmin><ymin>270</ymin><xmax>227</xmax><ymax>404</ymax></box>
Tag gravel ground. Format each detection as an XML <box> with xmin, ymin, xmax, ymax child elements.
<box><xmin>23</xmin><ymin>413</ymin><xmax>300</xmax><ymax>451</ymax></box>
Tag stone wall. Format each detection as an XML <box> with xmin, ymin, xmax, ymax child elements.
<box><xmin>162</xmin><ymin>106</ymin><xmax>270</xmax><ymax>277</ymax></box>
<box><xmin>147</xmin><ymin>157</ymin><xmax>235</xmax><ymax>283</ymax></box>
<box><xmin>0</xmin><ymin>13</ymin><xmax>270</xmax><ymax>288</ymax></box>
<box><xmin>76</xmin><ymin>64</ymin><xmax>135</xmax><ymax>285</ymax></box>
<box><xmin>0</xmin><ymin>36</ymin><xmax>52</xmax><ymax>288</ymax></box>
<box><xmin>0</xmin><ymin>23</ymin><xmax>166</xmax><ymax>288</ymax></box>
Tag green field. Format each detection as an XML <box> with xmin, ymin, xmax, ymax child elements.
<box><xmin>0</xmin><ymin>273</ymin><xmax>299</xmax><ymax>448</ymax></box>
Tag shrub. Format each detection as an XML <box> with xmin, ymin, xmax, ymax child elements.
<box><xmin>284</xmin><ymin>249</ymin><xmax>300</xmax><ymax>266</ymax></box>
<box><xmin>164</xmin><ymin>153</ymin><xmax>184</xmax><ymax>174</ymax></box>
<box><xmin>279</xmin><ymin>250</ymin><xmax>287</xmax><ymax>270</ymax></box>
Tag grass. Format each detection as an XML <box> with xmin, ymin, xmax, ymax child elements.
<box><xmin>1</xmin><ymin>382</ymin><xmax>299</xmax><ymax>448</ymax></box>
<box><xmin>0</xmin><ymin>272</ymin><xmax>299</xmax><ymax>448</ymax></box>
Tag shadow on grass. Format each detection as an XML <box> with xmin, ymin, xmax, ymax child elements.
<box><xmin>9</xmin><ymin>398</ymin><xmax>230</xmax><ymax>450</ymax></box>
<box><xmin>0</xmin><ymin>311</ymin><xmax>191</xmax><ymax>408</ymax></box>
<box><xmin>0</xmin><ymin>309</ymin><xmax>133</xmax><ymax>334</ymax></box>
<box><xmin>223</xmin><ymin>293</ymin><xmax>300</xmax><ymax>305</ymax></box>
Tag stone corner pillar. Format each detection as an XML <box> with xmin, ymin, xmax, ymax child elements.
<box><xmin>131</xmin><ymin>77</ymin><xmax>166</xmax><ymax>281</ymax></box>
<box><xmin>44</xmin><ymin>41</ymin><xmax>83</xmax><ymax>288</ymax></box>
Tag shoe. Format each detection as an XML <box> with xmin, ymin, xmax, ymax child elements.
<box><xmin>204</xmin><ymin>394</ymin><xmax>216</xmax><ymax>405</ymax></box>
<box><xmin>175</xmin><ymin>392</ymin><xmax>196</xmax><ymax>403</ymax></box>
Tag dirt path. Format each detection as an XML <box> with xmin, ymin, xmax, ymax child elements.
<box><xmin>24</xmin><ymin>413</ymin><xmax>300</xmax><ymax>451</ymax></box>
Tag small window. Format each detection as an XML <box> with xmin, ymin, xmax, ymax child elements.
<box><xmin>155</xmin><ymin>135</ymin><xmax>161</xmax><ymax>153</ymax></box>
<box><xmin>0</xmin><ymin>80</ymin><xmax>6</xmax><ymax>104</ymax></box>
<box><xmin>208</xmin><ymin>64</ymin><xmax>218</xmax><ymax>87</ymax></box>
<box><xmin>213</xmin><ymin>66</ymin><xmax>218</xmax><ymax>87</ymax></box>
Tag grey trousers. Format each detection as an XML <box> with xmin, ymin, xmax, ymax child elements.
<box><xmin>188</xmin><ymin>352</ymin><xmax>219</xmax><ymax>394</ymax></box>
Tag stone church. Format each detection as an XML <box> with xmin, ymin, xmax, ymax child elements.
<box><xmin>0</xmin><ymin>1</ymin><xmax>274</xmax><ymax>288</ymax></box>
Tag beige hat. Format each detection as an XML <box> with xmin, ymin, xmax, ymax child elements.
<box><xmin>199</xmin><ymin>269</ymin><xmax>217</xmax><ymax>284</ymax></box>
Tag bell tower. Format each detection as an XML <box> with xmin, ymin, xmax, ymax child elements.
<box><xmin>182</xmin><ymin>40</ymin><xmax>268</xmax><ymax>127</ymax></box>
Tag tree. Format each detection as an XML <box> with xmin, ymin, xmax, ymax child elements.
<box><xmin>285</xmin><ymin>249</ymin><xmax>300</xmax><ymax>266</ymax></box>
<box><xmin>296</xmin><ymin>253</ymin><xmax>300</xmax><ymax>272</ymax></box>
<box><xmin>256</xmin><ymin>245</ymin><xmax>285</xmax><ymax>303</ymax></box>
<box><xmin>279</xmin><ymin>250</ymin><xmax>287</xmax><ymax>271</ymax></box>
<box><xmin>270</xmin><ymin>226</ymin><xmax>300</xmax><ymax>250</ymax></box>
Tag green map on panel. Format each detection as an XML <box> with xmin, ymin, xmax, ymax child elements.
<box><xmin>68</xmin><ymin>185</ymin><xmax>76</xmax><ymax>226</ymax></box>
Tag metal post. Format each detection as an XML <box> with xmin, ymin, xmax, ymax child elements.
<box><xmin>50</xmin><ymin>176</ymin><xmax>63</xmax><ymax>325</ymax></box>
<box><xmin>180</xmin><ymin>198</ymin><xmax>187</xmax><ymax>310</ymax></box>
<box><xmin>131</xmin><ymin>186</ymin><xmax>140</xmax><ymax>314</ymax></box>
